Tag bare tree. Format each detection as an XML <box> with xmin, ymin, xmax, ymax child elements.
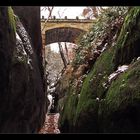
<box><xmin>42</xmin><ymin>7</ymin><xmax>69</xmax><ymax>70</ymax></box>
<box><xmin>58</xmin><ymin>42</ymin><xmax>67</xmax><ymax>69</ymax></box>
<box><xmin>41</xmin><ymin>6</ymin><xmax>54</xmax><ymax>32</ymax></box>
<box><xmin>82</xmin><ymin>7</ymin><xmax>106</xmax><ymax>19</ymax></box>
<box><xmin>57</xmin><ymin>8</ymin><xmax>67</xmax><ymax>18</ymax></box>
<box><xmin>41</xmin><ymin>7</ymin><xmax>54</xmax><ymax>71</ymax></box>
<box><xmin>64</xmin><ymin>42</ymin><xmax>70</xmax><ymax>64</ymax></box>
<box><xmin>57</xmin><ymin>8</ymin><xmax>69</xmax><ymax>68</ymax></box>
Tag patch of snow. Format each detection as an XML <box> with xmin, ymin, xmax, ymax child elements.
<box><xmin>47</xmin><ymin>86</ymin><xmax>56</xmax><ymax>93</ymax></box>
<box><xmin>117</xmin><ymin>65</ymin><xmax>128</xmax><ymax>72</ymax></box>
<box><xmin>50</xmin><ymin>83</ymin><xmax>55</xmax><ymax>88</ymax></box>
<box><xmin>47</xmin><ymin>94</ymin><xmax>53</xmax><ymax>102</ymax></box>
<box><xmin>103</xmin><ymin>65</ymin><xmax>129</xmax><ymax>89</ymax></box>
<box><xmin>101</xmin><ymin>46</ymin><xmax>106</xmax><ymax>52</ymax></box>
<box><xmin>96</xmin><ymin>97</ymin><xmax>100</xmax><ymax>101</ymax></box>
<box><xmin>47</xmin><ymin>94</ymin><xmax>53</xmax><ymax>113</ymax></box>
<box><xmin>16</xmin><ymin>32</ymin><xmax>21</xmax><ymax>41</ymax></box>
<box><xmin>108</xmin><ymin>65</ymin><xmax>129</xmax><ymax>83</ymax></box>
<box><xmin>137</xmin><ymin>57</ymin><xmax>140</xmax><ymax>61</ymax></box>
<box><xmin>78</xmin><ymin>94</ymin><xmax>80</xmax><ymax>98</ymax></box>
<box><xmin>108</xmin><ymin>72</ymin><xmax>118</xmax><ymax>82</ymax></box>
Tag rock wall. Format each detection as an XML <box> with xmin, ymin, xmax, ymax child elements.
<box><xmin>0</xmin><ymin>6</ymin><xmax>16</xmax><ymax>132</ymax></box>
<box><xmin>59</xmin><ymin>7</ymin><xmax>140</xmax><ymax>133</ymax></box>
<box><xmin>12</xmin><ymin>6</ymin><xmax>44</xmax><ymax>80</ymax></box>
<box><xmin>0</xmin><ymin>6</ymin><xmax>46</xmax><ymax>133</ymax></box>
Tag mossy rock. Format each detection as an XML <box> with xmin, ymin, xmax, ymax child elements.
<box><xmin>74</xmin><ymin>99</ymin><xmax>99</xmax><ymax>133</ymax></box>
<box><xmin>58</xmin><ymin>86</ymin><xmax>79</xmax><ymax>133</ymax></box>
<box><xmin>59</xmin><ymin>7</ymin><xmax>140</xmax><ymax>133</ymax></box>
<box><xmin>74</xmin><ymin>46</ymin><xmax>115</xmax><ymax>132</ymax></box>
<box><xmin>113</xmin><ymin>7</ymin><xmax>140</xmax><ymax>69</ymax></box>
<box><xmin>60</xmin><ymin>40</ymin><xmax>116</xmax><ymax>133</ymax></box>
<box><xmin>83</xmin><ymin>47</ymin><xmax>114</xmax><ymax>99</ymax></box>
<box><xmin>8</xmin><ymin>7</ymin><xmax>16</xmax><ymax>34</ymax></box>
<box><xmin>99</xmin><ymin>60</ymin><xmax>140</xmax><ymax>133</ymax></box>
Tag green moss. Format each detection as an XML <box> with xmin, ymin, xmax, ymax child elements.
<box><xmin>73</xmin><ymin>46</ymin><xmax>115</xmax><ymax>130</ymax></box>
<box><xmin>106</xmin><ymin>61</ymin><xmax>140</xmax><ymax>111</ymax></box>
<box><xmin>59</xmin><ymin>7</ymin><xmax>140</xmax><ymax>133</ymax></box>
<box><xmin>116</xmin><ymin>7</ymin><xmax>140</xmax><ymax>49</ymax></box>
<box><xmin>8</xmin><ymin>6</ymin><xmax>16</xmax><ymax>34</ymax></box>
<box><xmin>76</xmin><ymin>47</ymin><xmax>114</xmax><ymax>110</ymax></box>
<box><xmin>59</xmin><ymin>85</ymin><xmax>79</xmax><ymax>132</ymax></box>
<box><xmin>113</xmin><ymin>7</ymin><xmax>140</xmax><ymax>68</ymax></box>
<box><xmin>74</xmin><ymin>99</ymin><xmax>99</xmax><ymax>133</ymax></box>
<box><xmin>99</xmin><ymin>60</ymin><xmax>140</xmax><ymax>132</ymax></box>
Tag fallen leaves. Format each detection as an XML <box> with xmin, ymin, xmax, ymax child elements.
<box><xmin>38</xmin><ymin>113</ymin><xmax>60</xmax><ymax>134</ymax></box>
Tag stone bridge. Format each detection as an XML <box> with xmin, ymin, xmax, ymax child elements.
<box><xmin>41</xmin><ymin>16</ymin><xmax>94</xmax><ymax>48</ymax></box>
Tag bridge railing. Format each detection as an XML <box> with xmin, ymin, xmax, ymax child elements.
<box><xmin>41</xmin><ymin>16</ymin><xmax>92</xmax><ymax>21</ymax></box>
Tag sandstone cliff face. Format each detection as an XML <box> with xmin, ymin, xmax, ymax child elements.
<box><xmin>58</xmin><ymin>7</ymin><xmax>140</xmax><ymax>133</ymax></box>
<box><xmin>0</xmin><ymin>6</ymin><xmax>16</xmax><ymax>132</ymax></box>
<box><xmin>0</xmin><ymin>6</ymin><xmax>45</xmax><ymax>133</ymax></box>
<box><xmin>12</xmin><ymin>6</ymin><xmax>44</xmax><ymax>81</ymax></box>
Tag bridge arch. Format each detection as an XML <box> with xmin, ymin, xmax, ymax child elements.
<box><xmin>41</xmin><ymin>19</ymin><xmax>94</xmax><ymax>47</ymax></box>
<box><xmin>45</xmin><ymin>27</ymin><xmax>86</xmax><ymax>45</ymax></box>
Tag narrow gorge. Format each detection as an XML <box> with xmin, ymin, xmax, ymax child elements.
<box><xmin>0</xmin><ymin>6</ymin><xmax>140</xmax><ymax>133</ymax></box>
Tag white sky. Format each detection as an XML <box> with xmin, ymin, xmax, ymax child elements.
<box><xmin>48</xmin><ymin>42</ymin><xmax>77</xmax><ymax>53</ymax></box>
<box><xmin>41</xmin><ymin>6</ymin><xmax>86</xmax><ymax>19</ymax></box>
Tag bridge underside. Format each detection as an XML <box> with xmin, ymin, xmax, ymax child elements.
<box><xmin>45</xmin><ymin>27</ymin><xmax>86</xmax><ymax>45</ymax></box>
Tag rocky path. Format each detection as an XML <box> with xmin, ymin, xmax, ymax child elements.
<box><xmin>39</xmin><ymin>113</ymin><xmax>60</xmax><ymax>134</ymax></box>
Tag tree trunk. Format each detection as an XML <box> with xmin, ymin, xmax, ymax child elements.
<box><xmin>64</xmin><ymin>42</ymin><xmax>70</xmax><ymax>64</ymax></box>
<box><xmin>58</xmin><ymin>42</ymin><xmax>67</xmax><ymax>69</ymax></box>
